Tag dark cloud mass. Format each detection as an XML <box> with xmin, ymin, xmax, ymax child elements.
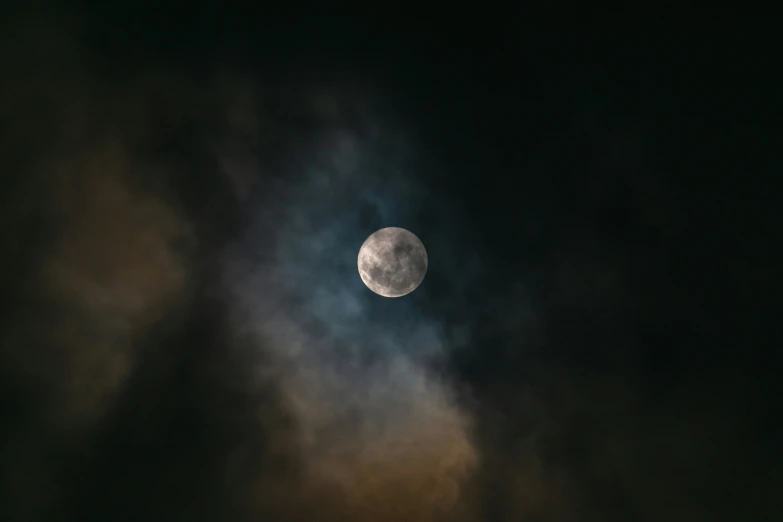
<box><xmin>1</xmin><ymin>9</ymin><xmax>779</xmax><ymax>522</ymax></box>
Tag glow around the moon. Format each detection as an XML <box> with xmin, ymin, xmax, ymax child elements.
<box><xmin>358</xmin><ymin>227</ymin><xmax>428</xmax><ymax>297</ymax></box>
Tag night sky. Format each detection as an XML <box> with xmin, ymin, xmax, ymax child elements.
<box><xmin>1</xmin><ymin>6</ymin><xmax>779</xmax><ymax>522</ymax></box>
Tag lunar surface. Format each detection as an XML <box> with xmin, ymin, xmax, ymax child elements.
<box><xmin>358</xmin><ymin>227</ymin><xmax>428</xmax><ymax>298</ymax></box>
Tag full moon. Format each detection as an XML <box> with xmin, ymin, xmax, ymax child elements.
<box><xmin>357</xmin><ymin>227</ymin><xmax>428</xmax><ymax>298</ymax></box>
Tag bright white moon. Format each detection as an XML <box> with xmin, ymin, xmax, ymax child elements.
<box><xmin>357</xmin><ymin>227</ymin><xmax>428</xmax><ymax>298</ymax></box>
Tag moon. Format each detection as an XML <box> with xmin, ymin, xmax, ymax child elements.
<box><xmin>358</xmin><ymin>227</ymin><xmax>428</xmax><ymax>298</ymax></box>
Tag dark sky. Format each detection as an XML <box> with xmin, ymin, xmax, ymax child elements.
<box><xmin>1</xmin><ymin>6</ymin><xmax>779</xmax><ymax>522</ymax></box>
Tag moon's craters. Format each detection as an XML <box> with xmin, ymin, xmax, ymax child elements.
<box><xmin>358</xmin><ymin>227</ymin><xmax>427</xmax><ymax>298</ymax></box>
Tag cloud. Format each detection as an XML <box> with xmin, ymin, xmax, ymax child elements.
<box><xmin>40</xmin><ymin>142</ymin><xmax>191</xmax><ymax>422</ymax></box>
<box><xmin>217</xmin><ymin>88</ymin><xmax>480</xmax><ymax>520</ymax></box>
<box><xmin>0</xmin><ymin>19</ymin><xmax>193</xmax><ymax>520</ymax></box>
